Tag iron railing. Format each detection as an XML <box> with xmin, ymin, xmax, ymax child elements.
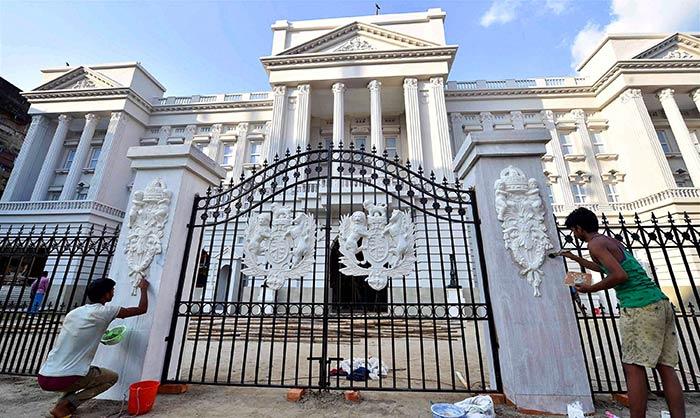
<box><xmin>162</xmin><ymin>143</ymin><xmax>501</xmax><ymax>393</ymax></box>
<box><xmin>557</xmin><ymin>212</ymin><xmax>700</xmax><ymax>393</ymax></box>
<box><xmin>0</xmin><ymin>224</ymin><xmax>119</xmax><ymax>375</ymax></box>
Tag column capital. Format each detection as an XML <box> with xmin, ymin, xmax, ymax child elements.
<box><xmin>210</xmin><ymin>123</ymin><xmax>223</xmax><ymax>135</ymax></box>
<box><xmin>109</xmin><ymin>111</ymin><xmax>122</xmax><ymax>123</ymax></box>
<box><xmin>570</xmin><ymin>109</ymin><xmax>587</xmax><ymax>124</ymax></box>
<box><xmin>480</xmin><ymin>112</ymin><xmax>494</xmax><ymax>132</ymax></box>
<box><xmin>657</xmin><ymin>88</ymin><xmax>675</xmax><ymax>101</ymax></box>
<box><xmin>450</xmin><ymin>112</ymin><xmax>465</xmax><ymax>124</ymax></box>
<box><xmin>620</xmin><ymin>88</ymin><xmax>643</xmax><ymax>103</ymax></box>
<box><xmin>297</xmin><ymin>84</ymin><xmax>310</xmax><ymax>94</ymax></box>
<box><xmin>540</xmin><ymin>109</ymin><xmax>555</xmax><ymax>125</ymax></box>
<box><xmin>510</xmin><ymin>111</ymin><xmax>525</xmax><ymax>130</ymax></box>
<box><xmin>691</xmin><ymin>89</ymin><xmax>700</xmax><ymax>102</ymax></box>
<box><xmin>58</xmin><ymin>114</ymin><xmax>72</xmax><ymax>124</ymax></box>
<box><xmin>272</xmin><ymin>85</ymin><xmax>286</xmax><ymax>96</ymax></box>
<box><xmin>367</xmin><ymin>80</ymin><xmax>382</xmax><ymax>91</ymax></box>
<box><xmin>84</xmin><ymin>113</ymin><xmax>98</xmax><ymax>122</ymax></box>
<box><xmin>236</xmin><ymin>122</ymin><xmax>249</xmax><ymax>137</ymax></box>
<box><xmin>185</xmin><ymin>125</ymin><xmax>197</xmax><ymax>135</ymax></box>
<box><xmin>429</xmin><ymin>77</ymin><xmax>444</xmax><ymax>87</ymax></box>
<box><xmin>403</xmin><ymin>78</ymin><xmax>418</xmax><ymax>89</ymax></box>
<box><xmin>159</xmin><ymin>125</ymin><xmax>171</xmax><ymax>135</ymax></box>
<box><xmin>332</xmin><ymin>82</ymin><xmax>346</xmax><ymax>94</ymax></box>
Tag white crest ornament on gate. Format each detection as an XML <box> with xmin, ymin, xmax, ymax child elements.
<box><xmin>125</xmin><ymin>178</ymin><xmax>172</xmax><ymax>295</ymax></box>
<box><xmin>338</xmin><ymin>201</ymin><xmax>416</xmax><ymax>291</ymax></box>
<box><xmin>494</xmin><ymin>166</ymin><xmax>553</xmax><ymax>297</ymax></box>
<box><xmin>242</xmin><ymin>204</ymin><xmax>316</xmax><ymax>290</ymax></box>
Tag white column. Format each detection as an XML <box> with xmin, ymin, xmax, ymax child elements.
<box><xmin>88</xmin><ymin>112</ymin><xmax>129</xmax><ymax>201</ymax></box>
<box><xmin>427</xmin><ymin>77</ymin><xmax>454</xmax><ymax>182</ymax></box>
<box><xmin>368</xmin><ymin>80</ymin><xmax>383</xmax><ymax>153</ymax></box>
<box><xmin>510</xmin><ymin>111</ymin><xmax>525</xmax><ymax>130</ymax></box>
<box><xmin>541</xmin><ymin>110</ymin><xmax>575</xmax><ymax>206</ymax></box>
<box><xmin>184</xmin><ymin>125</ymin><xmax>196</xmax><ymax>144</ymax></box>
<box><xmin>571</xmin><ymin>109</ymin><xmax>608</xmax><ymax>205</ymax></box>
<box><xmin>294</xmin><ymin>84</ymin><xmax>311</xmax><ymax>150</ymax></box>
<box><xmin>266</xmin><ymin>85</ymin><xmax>287</xmax><ymax>161</ymax></box>
<box><xmin>31</xmin><ymin>114</ymin><xmax>71</xmax><ymax>201</ymax></box>
<box><xmin>95</xmin><ymin>144</ymin><xmax>225</xmax><ymax>400</ymax></box>
<box><xmin>60</xmin><ymin>113</ymin><xmax>99</xmax><ymax>200</ymax></box>
<box><xmin>658</xmin><ymin>88</ymin><xmax>700</xmax><ymax>185</ymax></box>
<box><xmin>691</xmin><ymin>89</ymin><xmax>700</xmax><ymax>113</ymax></box>
<box><xmin>480</xmin><ymin>112</ymin><xmax>495</xmax><ymax>132</ymax></box>
<box><xmin>332</xmin><ymin>82</ymin><xmax>346</xmax><ymax>146</ymax></box>
<box><xmin>208</xmin><ymin>123</ymin><xmax>223</xmax><ymax>162</ymax></box>
<box><xmin>619</xmin><ymin>89</ymin><xmax>675</xmax><ymax>189</ymax></box>
<box><xmin>2</xmin><ymin>115</ymin><xmax>51</xmax><ymax>201</ymax></box>
<box><xmin>449</xmin><ymin>113</ymin><xmax>464</xmax><ymax>159</ymax></box>
<box><xmin>157</xmin><ymin>126</ymin><xmax>171</xmax><ymax>145</ymax></box>
<box><xmin>403</xmin><ymin>78</ymin><xmax>423</xmax><ymax>168</ymax></box>
<box><xmin>232</xmin><ymin>123</ymin><xmax>249</xmax><ymax>181</ymax></box>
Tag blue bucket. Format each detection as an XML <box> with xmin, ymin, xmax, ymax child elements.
<box><xmin>431</xmin><ymin>403</ymin><xmax>466</xmax><ymax>418</ymax></box>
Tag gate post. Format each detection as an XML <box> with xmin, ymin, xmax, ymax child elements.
<box><xmin>94</xmin><ymin>145</ymin><xmax>225</xmax><ymax>400</ymax></box>
<box><xmin>454</xmin><ymin>129</ymin><xmax>594</xmax><ymax>415</ymax></box>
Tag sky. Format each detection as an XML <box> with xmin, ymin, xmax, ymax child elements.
<box><xmin>1</xmin><ymin>0</ymin><xmax>698</xmax><ymax>97</ymax></box>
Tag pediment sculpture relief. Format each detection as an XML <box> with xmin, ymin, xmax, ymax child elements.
<box><xmin>494</xmin><ymin>166</ymin><xmax>553</xmax><ymax>297</ymax></box>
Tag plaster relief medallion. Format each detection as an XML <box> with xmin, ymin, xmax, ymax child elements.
<box><xmin>338</xmin><ymin>200</ymin><xmax>416</xmax><ymax>291</ymax></box>
<box><xmin>125</xmin><ymin>178</ymin><xmax>172</xmax><ymax>295</ymax></box>
<box><xmin>242</xmin><ymin>204</ymin><xmax>316</xmax><ymax>290</ymax></box>
<box><xmin>494</xmin><ymin>166</ymin><xmax>553</xmax><ymax>297</ymax></box>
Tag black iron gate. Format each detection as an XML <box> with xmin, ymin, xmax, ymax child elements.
<box><xmin>162</xmin><ymin>144</ymin><xmax>501</xmax><ymax>392</ymax></box>
<box><xmin>557</xmin><ymin>212</ymin><xmax>700</xmax><ymax>393</ymax></box>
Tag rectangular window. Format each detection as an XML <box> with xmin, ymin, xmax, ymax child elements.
<box><xmin>63</xmin><ymin>148</ymin><xmax>77</xmax><ymax>170</ymax></box>
<box><xmin>559</xmin><ymin>133</ymin><xmax>574</xmax><ymax>155</ymax></box>
<box><xmin>656</xmin><ymin>129</ymin><xmax>672</xmax><ymax>154</ymax></box>
<box><xmin>249</xmin><ymin>142</ymin><xmax>262</xmax><ymax>164</ymax></box>
<box><xmin>385</xmin><ymin>137</ymin><xmax>398</xmax><ymax>160</ymax></box>
<box><xmin>46</xmin><ymin>191</ymin><xmax>61</xmax><ymax>201</ymax></box>
<box><xmin>222</xmin><ymin>144</ymin><xmax>235</xmax><ymax>166</ymax></box>
<box><xmin>76</xmin><ymin>191</ymin><xmax>88</xmax><ymax>200</ymax></box>
<box><xmin>352</xmin><ymin>135</ymin><xmax>367</xmax><ymax>150</ymax></box>
<box><xmin>605</xmin><ymin>183</ymin><xmax>619</xmax><ymax>203</ymax></box>
<box><xmin>87</xmin><ymin>147</ymin><xmax>101</xmax><ymax>170</ymax></box>
<box><xmin>571</xmin><ymin>183</ymin><xmax>587</xmax><ymax>203</ymax></box>
<box><xmin>591</xmin><ymin>132</ymin><xmax>606</xmax><ymax>154</ymax></box>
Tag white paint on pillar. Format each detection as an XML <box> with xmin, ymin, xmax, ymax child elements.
<box><xmin>453</xmin><ymin>129</ymin><xmax>594</xmax><ymax>415</ymax></box>
<box><xmin>691</xmin><ymin>89</ymin><xmax>700</xmax><ymax>114</ymax></box>
<box><xmin>208</xmin><ymin>124</ymin><xmax>223</xmax><ymax>162</ymax></box>
<box><xmin>60</xmin><ymin>113</ymin><xmax>99</xmax><ymax>200</ymax></box>
<box><xmin>95</xmin><ymin>144</ymin><xmax>225</xmax><ymax>400</ymax></box>
<box><xmin>232</xmin><ymin>122</ymin><xmax>249</xmax><ymax>181</ymax></box>
<box><xmin>427</xmin><ymin>77</ymin><xmax>454</xmax><ymax>182</ymax></box>
<box><xmin>2</xmin><ymin>115</ymin><xmax>51</xmax><ymax>202</ymax></box>
<box><xmin>403</xmin><ymin>78</ymin><xmax>423</xmax><ymax>169</ymax></box>
<box><xmin>88</xmin><ymin>112</ymin><xmax>129</xmax><ymax>201</ymax></box>
<box><xmin>368</xmin><ymin>80</ymin><xmax>383</xmax><ymax>153</ymax></box>
<box><xmin>658</xmin><ymin>88</ymin><xmax>700</xmax><ymax>186</ymax></box>
<box><xmin>571</xmin><ymin>109</ymin><xmax>608</xmax><ymax>205</ymax></box>
<box><xmin>31</xmin><ymin>115</ymin><xmax>72</xmax><ymax>201</ymax></box>
<box><xmin>541</xmin><ymin>110</ymin><xmax>575</xmax><ymax>206</ymax></box>
<box><xmin>332</xmin><ymin>82</ymin><xmax>346</xmax><ymax>146</ymax></box>
<box><xmin>294</xmin><ymin>84</ymin><xmax>311</xmax><ymax>151</ymax></box>
<box><xmin>266</xmin><ymin>85</ymin><xmax>287</xmax><ymax>161</ymax></box>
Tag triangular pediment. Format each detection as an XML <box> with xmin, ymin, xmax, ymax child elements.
<box><xmin>277</xmin><ymin>21</ymin><xmax>440</xmax><ymax>56</ymax></box>
<box><xmin>34</xmin><ymin>67</ymin><xmax>123</xmax><ymax>91</ymax></box>
<box><xmin>633</xmin><ymin>33</ymin><xmax>700</xmax><ymax>60</ymax></box>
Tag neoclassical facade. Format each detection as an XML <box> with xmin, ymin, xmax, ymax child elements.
<box><xmin>2</xmin><ymin>9</ymin><xmax>700</xmax><ymax>229</ymax></box>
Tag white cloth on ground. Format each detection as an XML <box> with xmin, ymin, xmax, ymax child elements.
<box><xmin>339</xmin><ymin>357</ymin><xmax>388</xmax><ymax>380</ymax></box>
<box><xmin>454</xmin><ymin>395</ymin><xmax>495</xmax><ymax>418</ymax></box>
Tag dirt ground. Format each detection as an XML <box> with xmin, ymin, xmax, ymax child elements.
<box><xmin>2</xmin><ymin>375</ymin><xmax>699</xmax><ymax>417</ymax></box>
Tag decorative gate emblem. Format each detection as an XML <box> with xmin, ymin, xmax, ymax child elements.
<box><xmin>242</xmin><ymin>204</ymin><xmax>316</xmax><ymax>290</ymax></box>
<box><xmin>494</xmin><ymin>166</ymin><xmax>553</xmax><ymax>297</ymax></box>
<box><xmin>338</xmin><ymin>201</ymin><xmax>416</xmax><ymax>291</ymax></box>
<box><xmin>125</xmin><ymin>178</ymin><xmax>172</xmax><ymax>295</ymax></box>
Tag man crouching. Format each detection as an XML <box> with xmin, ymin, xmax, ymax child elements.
<box><xmin>37</xmin><ymin>277</ymin><xmax>149</xmax><ymax>417</ymax></box>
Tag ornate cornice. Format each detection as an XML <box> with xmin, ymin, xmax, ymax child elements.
<box><xmin>633</xmin><ymin>34</ymin><xmax>700</xmax><ymax>59</ymax></box>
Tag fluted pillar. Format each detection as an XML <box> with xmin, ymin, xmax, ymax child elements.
<box><xmin>31</xmin><ymin>114</ymin><xmax>72</xmax><ymax>200</ymax></box>
<box><xmin>618</xmin><ymin>89</ymin><xmax>675</xmax><ymax>189</ymax></box>
<box><xmin>572</xmin><ymin>109</ymin><xmax>608</xmax><ymax>204</ymax></box>
<box><xmin>232</xmin><ymin>123</ymin><xmax>249</xmax><ymax>181</ymax></box>
<box><xmin>332</xmin><ymin>82</ymin><xmax>346</xmax><ymax>146</ymax></box>
<box><xmin>294</xmin><ymin>85</ymin><xmax>311</xmax><ymax>150</ymax></box>
<box><xmin>88</xmin><ymin>112</ymin><xmax>129</xmax><ymax>201</ymax></box>
<box><xmin>2</xmin><ymin>115</ymin><xmax>51</xmax><ymax>201</ymax></box>
<box><xmin>691</xmin><ymin>89</ymin><xmax>700</xmax><ymax>114</ymax></box>
<box><xmin>266</xmin><ymin>85</ymin><xmax>287</xmax><ymax>161</ymax></box>
<box><xmin>60</xmin><ymin>113</ymin><xmax>99</xmax><ymax>200</ymax></box>
<box><xmin>427</xmin><ymin>77</ymin><xmax>454</xmax><ymax>182</ymax></box>
<box><xmin>541</xmin><ymin>110</ymin><xmax>575</xmax><ymax>206</ymax></box>
<box><xmin>368</xmin><ymin>80</ymin><xmax>383</xmax><ymax>153</ymax></box>
<box><xmin>658</xmin><ymin>88</ymin><xmax>700</xmax><ymax>185</ymax></box>
<box><xmin>208</xmin><ymin>124</ymin><xmax>223</xmax><ymax>162</ymax></box>
<box><xmin>449</xmin><ymin>112</ymin><xmax>464</xmax><ymax>159</ymax></box>
<box><xmin>403</xmin><ymin>78</ymin><xmax>423</xmax><ymax>168</ymax></box>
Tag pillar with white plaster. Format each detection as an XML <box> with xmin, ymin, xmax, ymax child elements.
<box><xmin>658</xmin><ymin>88</ymin><xmax>700</xmax><ymax>186</ymax></box>
<box><xmin>266</xmin><ymin>85</ymin><xmax>287</xmax><ymax>161</ymax></box>
<box><xmin>95</xmin><ymin>144</ymin><xmax>225</xmax><ymax>400</ymax></box>
<box><xmin>571</xmin><ymin>109</ymin><xmax>608</xmax><ymax>205</ymax></box>
<box><xmin>294</xmin><ymin>84</ymin><xmax>311</xmax><ymax>150</ymax></box>
<box><xmin>60</xmin><ymin>113</ymin><xmax>99</xmax><ymax>200</ymax></box>
<box><xmin>208</xmin><ymin>124</ymin><xmax>223</xmax><ymax>162</ymax></box>
<box><xmin>691</xmin><ymin>89</ymin><xmax>700</xmax><ymax>114</ymax></box>
<box><xmin>453</xmin><ymin>129</ymin><xmax>594</xmax><ymax>415</ymax></box>
<box><xmin>2</xmin><ymin>115</ymin><xmax>51</xmax><ymax>201</ymax></box>
<box><xmin>368</xmin><ymin>80</ymin><xmax>383</xmax><ymax>153</ymax></box>
<box><xmin>403</xmin><ymin>78</ymin><xmax>423</xmax><ymax>168</ymax></box>
<box><xmin>232</xmin><ymin>123</ymin><xmax>249</xmax><ymax>181</ymax></box>
<box><xmin>332</xmin><ymin>82</ymin><xmax>346</xmax><ymax>146</ymax></box>
<box><xmin>31</xmin><ymin>114</ymin><xmax>72</xmax><ymax>201</ymax></box>
<box><xmin>427</xmin><ymin>77</ymin><xmax>454</xmax><ymax>182</ymax></box>
<box><xmin>88</xmin><ymin>112</ymin><xmax>130</xmax><ymax>201</ymax></box>
<box><xmin>541</xmin><ymin>110</ymin><xmax>575</xmax><ymax>206</ymax></box>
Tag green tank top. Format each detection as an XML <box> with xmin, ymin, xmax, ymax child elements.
<box><xmin>598</xmin><ymin>247</ymin><xmax>667</xmax><ymax>309</ymax></box>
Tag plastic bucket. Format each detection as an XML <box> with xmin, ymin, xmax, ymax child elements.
<box><xmin>128</xmin><ymin>380</ymin><xmax>160</xmax><ymax>416</ymax></box>
<box><xmin>431</xmin><ymin>403</ymin><xmax>466</xmax><ymax>418</ymax></box>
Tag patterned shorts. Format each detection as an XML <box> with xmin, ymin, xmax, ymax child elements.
<box><xmin>620</xmin><ymin>299</ymin><xmax>679</xmax><ymax>368</ymax></box>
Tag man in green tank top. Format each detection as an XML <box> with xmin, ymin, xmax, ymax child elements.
<box><xmin>559</xmin><ymin>208</ymin><xmax>685</xmax><ymax>418</ymax></box>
